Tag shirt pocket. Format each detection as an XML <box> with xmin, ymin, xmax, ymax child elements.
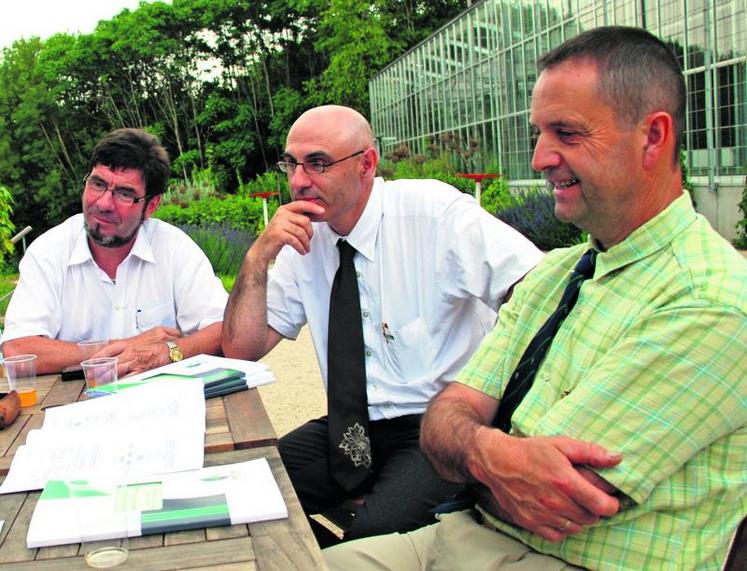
<box><xmin>381</xmin><ymin>316</ymin><xmax>436</xmax><ymax>381</ymax></box>
<box><xmin>135</xmin><ymin>301</ymin><xmax>176</xmax><ymax>332</ymax></box>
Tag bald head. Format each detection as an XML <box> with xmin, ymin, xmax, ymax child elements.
<box><xmin>287</xmin><ymin>105</ymin><xmax>374</xmax><ymax>152</ymax></box>
<box><xmin>282</xmin><ymin>105</ymin><xmax>379</xmax><ymax>236</ymax></box>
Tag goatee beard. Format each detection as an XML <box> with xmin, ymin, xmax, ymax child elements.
<box><xmin>85</xmin><ymin>214</ymin><xmax>144</xmax><ymax>248</ymax></box>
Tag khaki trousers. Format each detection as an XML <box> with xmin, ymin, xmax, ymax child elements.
<box><xmin>324</xmin><ymin>510</ymin><xmax>586</xmax><ymax>571</ymax></box>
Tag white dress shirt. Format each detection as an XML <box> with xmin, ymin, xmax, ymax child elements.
<box><xmin>267</xmin><ymin>177</ymin><xmax>543</xmax><ymax>420</ymax></box>
<box><xmin>1</xmin><ymin>214</ymin><xmax>228</xmax><ymax>344</ymax></box>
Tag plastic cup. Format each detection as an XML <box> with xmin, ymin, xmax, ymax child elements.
<box><xmin>78</xmin><ymin>340</ymin><xmax>109</xmax><ymax>361</ymax></box>
<box><xmin>69</xmin><ymin>480</ymin><xmax>130</xmax><ymax>568</ymax></box>
<box><xmin>4</xmin><ymin>354</ymin><xmax>37</xmax><ymax>407</ymax></box>
<box><xmin>81</xmin><ymin>358</ymin><xmax>118</xmax><ymax>397</ymax></box>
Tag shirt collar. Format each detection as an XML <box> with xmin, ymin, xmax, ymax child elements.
<box><xmin>321</xmin><ymin>178</ymin><xmax>383</xmax><ymax>262</ymax></box>
<box><xmin>595</xmin><ymin>192</ymin><xmax>696</xmax><ymax>278</ymax></box>
<box><xmin>67</xmin><ymin>219</ymin><xmax>155</xmax><ymax>268</ymax></box>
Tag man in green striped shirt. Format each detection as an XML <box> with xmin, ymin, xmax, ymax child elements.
<box><xmin>325</xmin><ymin>26</ymin><xmax>746</xmax><ymax>571</ymax></box>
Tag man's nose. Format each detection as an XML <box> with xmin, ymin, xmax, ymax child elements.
<box><xmin>531</xmin><ymin>134</ymin><xmax>562</xmax><ymax>172</ymax></box>
<box><xmin>92</xmin><ymin>187</ymin><xmax>117</xmax><ymax>209</ymax></box>
<box><xmin>289</xmin><ymin>165</ymin><xmax>313</xmax><ymax>191</ymax></box>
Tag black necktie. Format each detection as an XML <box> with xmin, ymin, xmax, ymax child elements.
<box><xmin>493</xmin><ymin>249</ymin><xmax>598</xmax><ymax>432</ymax></box>
<box><xmin>327</xmin><ymin>240</ymin><xmax>372</xmax><ymax>491</ymax></box>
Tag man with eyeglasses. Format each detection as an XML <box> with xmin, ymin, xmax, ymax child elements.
<box><xmin>2</xmin><ymin>128</ymin><xmax>228</xmax><ymax>376</ymax></box>
<box><xmin>222</xmin><ymin>105</ymin><xmax>543</xmax><ymax>546</ymax></box>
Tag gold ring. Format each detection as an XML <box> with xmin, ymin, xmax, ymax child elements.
<box><xmin>561</xmin><ymin>519</ymin><xmax>571</xmax><ymax>531</ymax></box>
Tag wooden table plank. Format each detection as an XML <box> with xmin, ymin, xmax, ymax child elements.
<box><xmin>0</xmin><ymin>537</ymin><xmax>258</xmax><ymax>570</ymax></box>
<box><xmin>39</xmin><ymin>377</ymin><xmax>83</xmax><ymax>409</ymax></box>
<box><xmin>0</xmin><ymin>489</ymin><xmax>36</xmax><ymax>564</ymax></box>
<box><xmin>224</xmin><ymin>390</ymin><xmax>277</xmax><ymax>450</ymax></box>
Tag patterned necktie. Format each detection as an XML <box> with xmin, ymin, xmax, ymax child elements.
<box><xmin>493</xmin><ymin>249</ymin><xmax>598</xmax><ymax>432</ymax></box>
<box><xmin>327</xmin><ymin>239</ymin><xmax>372</xmax><ymax>491</ymax></box>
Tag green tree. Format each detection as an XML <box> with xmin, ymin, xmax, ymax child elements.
<box><xmin>0</xmin><ymin>185</ymin><xmax>15</xmax><ymax>263</ymax></box>
<box><xmin>306</xmin><ymin>0</ymin><xmax>399</xmax><ymax>112</ymax></box>
<box><xmin>0</xmin><ymin>0</ymin><xmax>469</xmax><ymax>236</ymax></box>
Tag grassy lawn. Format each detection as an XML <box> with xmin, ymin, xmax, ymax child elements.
<box><xmin>0</xmin><ymin>273</ymin><xmax>17</xmax><ymax>323</ymax></box>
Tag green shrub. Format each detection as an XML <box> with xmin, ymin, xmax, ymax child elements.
<box><xmin>379</xmin><ymin>152</ymin><xmax>475</xmax><ymax>194</ymax></box>
<box><xmin>495</xmin><ymin>189</ymin><xmax>584</xmax><ymax>251</ymax></box>
<box><xmin>154</xmin><ymin>194</ymin><xmax>264</xmax><ymax>233</ymax></box>
<box><xmin>178</xmin><ymin>223</ymin><xmax>254</xmax><ymax>278</ymax></box>
<box><xmin>0</xmin><ymin>185</ymin><xmax>16</xmax><ymax>265</ymax></box>
<box><xmin>735</xmin><ymin>177</ymin><xmax>747</xmax><ymax>249</ymax></box>
<box><xmin>0</xmin><ymin>273</ymin><xmax>17</xmax><ymax>321</ymax></box>
<box><xmin>481</xmin><ymin>177</ymin><xmax>512</xmax><ymax>212</ymax></box>
<box><xmin>378</xmin><ymin>132</ymin><xmax>486</xmax><ymax>196</ymax></box>
<box><xmin>239</xmin><ymin>170</ymin><xmax>290</xmax><ymax>206</ymax></box>
<box><xmin>680</xmin><ymin>148</ymin><xmax>695</xmax><ymax>207</ymax></box>
<box><xmin>163</xmin><ymin>165</ymin><xmax>221</xmax><ymax>207</ymax></box>
<box><xmin>220</xmin><ymin>274</ymin><xmax>237</xmax><ymax>292</ymax></box>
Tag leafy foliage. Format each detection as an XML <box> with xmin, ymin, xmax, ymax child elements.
<box><xmin>680</xmin><ymin>148</ymin><xmax>695</xmax><ymax>207</ymax></box>
<box><xmin>177</xmin><ymin>223</ymin><xmax>254</xmax><ymax>278</ymax></box>
<box><xmin>0</xmin><ymin>0</ymin><xmax>468</xmax><ymax>238</ymax></box>
<box><xmin>153</xmin><ymin>194</ymin><xmax>264</xmax><ymax>233</ymax></box>
<box><xmin>377</xmin><ymin>132</ymin><xmax>481</xmax><ymax>194</ymax></box>
<box><xmin>0</xmin><ymin>185</ymin><xmax>15</xmax><ymax>263</ymax></box>
<box><xmin>0</xmin><ymin>272</ymin><xmax>17</xmax><ymax>320</ymax></box>
<box><xmin>734</xmin><ymin>177</ymin><xmax>747</xmax><ymax>249</ymax></box>
<box><xmin>481</xmin><ymin>176</ymin><xmax>513</xmax><ymax>213</ymax></box>
<box><xmin>238</xmin><ymin>170</ymin><xmax>290</xmax><ymax>205</ymax></box>
<box><xmin>495</xmin><ymin>189</ymin><xmax>584</xmax><ymax>251</ymax></box>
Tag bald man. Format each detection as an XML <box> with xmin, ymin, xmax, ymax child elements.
<box><xmin>222</xmin><ymin>105</ymin><xmax>543</xmax><ymax>546</ymax></box>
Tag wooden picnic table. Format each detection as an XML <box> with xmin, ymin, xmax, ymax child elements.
<box><xmin>0</xmin><ymin>374</ymin><xmax>278</xmax><ymax>476</ymax></box>
<box><xmin>0</xmin><ymin>374</ymin><xmax>328</xmax><ymax>570</ymax></box>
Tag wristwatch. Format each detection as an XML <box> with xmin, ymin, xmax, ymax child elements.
<box><xmin>166</xmin><ymin>341</ymin><xmax>184</xmax><ymax>362</ymax></box>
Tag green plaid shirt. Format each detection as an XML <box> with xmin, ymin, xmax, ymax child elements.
<box><xmin>459</xmin><ymin>193</ymin><xmax>746</xmax><ymax>570</ymax></box>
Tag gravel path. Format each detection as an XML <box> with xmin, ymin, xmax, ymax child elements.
<box><xmin>257</xmin><ymin>327</ymin><xmax>326</xmax><ymax>437</ymax></box>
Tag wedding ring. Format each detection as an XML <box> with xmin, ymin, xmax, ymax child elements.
<box><xmin>561</xmin><ymin>519</ymin><xmax>571</xmax><ymax>531</ymax></box>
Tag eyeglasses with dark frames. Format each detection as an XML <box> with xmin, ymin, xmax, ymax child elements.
<box><xmin>276</xmin><ymin>150</ymin><xmax>365</xmax><ymax>175</ymax></box>
<box><xmin>83</xmin><ymin>174</ymin><xmax>149</xmax><ymax>205</ymax></box>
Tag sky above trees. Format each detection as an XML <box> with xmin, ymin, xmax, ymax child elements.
<box><xmin>0</xmin><ymin>0</ymin><xmax>164</xmax><ymax>49</ymax></box>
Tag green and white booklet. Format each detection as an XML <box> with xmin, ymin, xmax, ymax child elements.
<box><xmin>85</xmin><ymin>354</ymin><xmax>275</xmax><ymax>399</ymax></box>
<box><xmin>27</xmin><ymin>458</ymin><xmax>288</xmax><ymax>548</ymax></box>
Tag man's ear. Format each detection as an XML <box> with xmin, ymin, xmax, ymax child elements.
<box><xmin>361</xmin><ymin>148</ymin><xmax>379</xmax><ymax>177</ymax></box>
<box><xmin>642</xmin><ymin>112</ymin><xmax>673</xmax><ymax>169</ymax></box>
<box><xmin>144</xmin><ymin>194</ymin><xmax>161</xmax><ymax>219</ymax></box>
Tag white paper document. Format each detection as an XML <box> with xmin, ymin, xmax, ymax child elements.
<box><xmin>27</xmin><ymin>458</ymin><xmax>288</xmax><ymax>548</ymax></box>
<box><xmin>0</xmin><ymin>380</ymin><xmax>206</xmax><ymax>494</ymax></box>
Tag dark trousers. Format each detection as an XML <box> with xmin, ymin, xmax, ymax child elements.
<box><xmin>279</xmin><ymin>414</ymin><xmax>462</xmax><ymax>546</ymax></box>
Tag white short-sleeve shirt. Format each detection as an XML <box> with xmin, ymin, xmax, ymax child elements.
<box><xmin>1</xmin><ymin>214</ymin><xmax>228</xmax><ymax>344</ymax></box>
<box><xmin>267</xmin><ymin>178</ymin><xmax>544</xmax><ymax>420</ymax></box>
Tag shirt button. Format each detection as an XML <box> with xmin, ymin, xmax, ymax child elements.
<box><xmin>362</xmin><ymin>310</ymin><xmax>369</xmax><ymax>318</ymax></box>
<box><xmin>366</xmin><ymin>350</ymin><xmax>372</xmax><ymax>357</ymax></box>
<box><xmin>356</xmin><ymin>271</ymin><xmax>361</xmax><ymax>278</ymax></box>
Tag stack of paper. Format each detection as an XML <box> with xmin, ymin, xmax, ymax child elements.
<box><xmin>0</xmin><ymin>380</ymin><xmax>206</xmax><ymax>495</ymax></box>
<box><xmin>85</xmin><ymin>354</ymin><xmax>276</xmax><ymax>399</ymax></box>
<box><xmin>27</xmin><ymin>458</ymin><xmax>288</xmax><ymax>548</ymax></box>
